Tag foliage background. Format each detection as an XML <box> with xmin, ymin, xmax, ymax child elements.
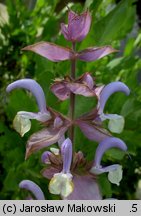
<box><xmin>0</xmin><ymin>0</ymin><xmax>141</xmax><ymax>200</ymax></box>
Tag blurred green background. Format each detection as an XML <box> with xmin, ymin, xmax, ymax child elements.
<box><xmin>0</xmin><ymin>0</ymin><xmax>141</xmax><ymax>199</ymax></box>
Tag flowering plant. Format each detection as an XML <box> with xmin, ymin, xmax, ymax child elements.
<box><xmin>6</xmin><ymin>9</ymin><xmax>130</xmax><ymax>200</ymax></box>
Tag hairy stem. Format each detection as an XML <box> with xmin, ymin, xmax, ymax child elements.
<box><xmin>69</xmin><ymin>42</ymin><xmax>76</xmax><ymax>146</ymax></box>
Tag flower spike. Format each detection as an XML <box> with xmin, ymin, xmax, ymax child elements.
<box><xmin>5</xmin><ymin>8</ymin><xmax>130</xmax><ymax>199</ymax></box>
<box><xmin>19</xmin><ymin>180</ymin><xmax>45</xmax><ymax>200</ymax></box>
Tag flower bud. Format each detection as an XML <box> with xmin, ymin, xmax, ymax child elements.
<box><xmin>61</xmin><ymin>10</ymin><xmax>91</xmax><ymax>42</ymax></box>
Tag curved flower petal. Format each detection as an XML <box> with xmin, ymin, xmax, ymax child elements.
<box><xmin>90</xmin><ymin>137</ymin><xmax>126</xmax><ymax>185</ymax></box>
<box><xmin>6</xmin><ymin>79</ymin><xmax>48</xmax><ymax>113</ymax></box>
<box><xmin>61</xmin><ymin>138</ymin><xmax>72</xmax><ymax>173</ymax></box>
<box><xmin>19</xmin><ymin>180</ymin><xmax>45</xmax><ymax>200</ymax></box>
<box><xmin>65</xmin><ymin>175</ymin><xmax>102</xmax><ymax>200</ymax></box>
<box><xmin>22</xmin><ymin>42</ymin><xmax>73</xmax><ymax>62</ymax></box>
<box><xmin>98</xmin><ymin>81</ymin><xmax>130</xmax><ymax>114</ymax></box>
<box><xmin>7</xmin><ymin>79</ymin><xmax>51</xmax><ymax>135</ymax></box>
<box><xmin>78</xmin><ymin>46</ymin><xmax>117</xmax><ymax>62</ymax></box>
<box><xmin>97</xmin><ymin>81</ymin><xmax>130</xmax><ymax>133</ymax></box>
<box><xmin>93</xmin><ymin>137</ymin><xmax>127</xmax><ymax>167</ymax></box>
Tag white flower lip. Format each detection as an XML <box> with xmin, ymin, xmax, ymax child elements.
<box><xmin>49</xmin><ymin>173</ymin><xmax>74</xmax><ymax>197</ymax></box>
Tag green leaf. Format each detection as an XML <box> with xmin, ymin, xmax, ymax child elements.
<box><xmin>84</xmin><ymin>0</ymin><xmax>103</xmax><ymax>11</ymax></box>
<box><xmin>124</xmin><ymin>38</ymin><xmax>135</xmax><ymax>56</ymax></box>
<box><xmin>93</xmin><ymin>0</ymin><xmax>136</xmax><ymax>44</ymax></box>
<box><xmin>98</xmin><ymin>174</ymin><xmax>112</xmax><ymax>197</ymax></box>
<box><xmin>107</xmin><ymin>57</ymin><xmax>123</xmax><ymax>70</ymax></box>
<box><xmin>4</xmin><ymin>168</ymin><xmax>19</xmax><ymax>191</ymax></box>
<box><xmin>105</xmin><ymin>148</ymin><xmax>125</xmax><ymax>160</ymax></box>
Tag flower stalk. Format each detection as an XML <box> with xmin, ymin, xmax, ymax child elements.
<box><xmin>69</xmin><ymin>42</ymin><xmax>76</xmax><ymax>147</ymax></box>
